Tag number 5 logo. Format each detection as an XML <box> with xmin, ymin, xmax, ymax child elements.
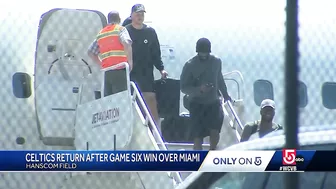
<box><xmin>282</xmin><ymin>149</ymin><xmax>296</xmax><ymax>165</ymax></box>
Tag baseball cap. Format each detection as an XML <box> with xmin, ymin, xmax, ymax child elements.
<box><xmin>260</xmin><ymin>99</ymin><xmax>275</xmax><ymax>109</ymax></box>
<box><xmin>131</xmin><ymin>4</ymin><xmax>146</xmax><ymax>13</ymax></box>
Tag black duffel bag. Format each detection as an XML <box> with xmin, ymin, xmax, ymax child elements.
<box><xmin>161</xmin><ymin>114</ymin><xmax>193</xmax><ymax>143</ymax></box>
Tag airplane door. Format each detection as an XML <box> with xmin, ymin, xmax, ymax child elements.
<box><xmin>34</xmin><ymin>8</ymin><xmax>107</xmax><ymax>146</ymax></box>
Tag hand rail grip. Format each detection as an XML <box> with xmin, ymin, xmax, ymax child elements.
<box><xmin>130</xmin><ymin>82</ymin><xmax>183</xmax><ymax>184</ymax></box>
<box><xmin>47</xmin><ymin>55</ymin><xmax>92</xmax><ymax>74</ymax></box>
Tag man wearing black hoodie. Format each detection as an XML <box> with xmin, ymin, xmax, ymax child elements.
<box><xmin>180</xmin><ymin>38</ymin><xmax>232</xmax><ymax>150</ymax></box>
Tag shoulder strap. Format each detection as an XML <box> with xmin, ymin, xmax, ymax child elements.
<box><xmin>241</xmin><ymin>121</ymin><xmax>258</xmax><ymax>142</ymax></box>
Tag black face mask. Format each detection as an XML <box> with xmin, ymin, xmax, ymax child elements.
<box><xmin>198</xmin><ymin>53</ymin><xmax>210</xmax><ymax>61</ymax></box>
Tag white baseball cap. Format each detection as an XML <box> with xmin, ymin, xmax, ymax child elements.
<box><xmin>260</xmin><ymin>99</ymin><xmax>275</xmax><ymax>109</ymax></box>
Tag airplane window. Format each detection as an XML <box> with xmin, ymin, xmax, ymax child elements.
<box><xmin>322</xmin><ymin>82</ymin><xmax>336</xmax><ymax>109</ymax></box>
<box><xmin>253</xmin><ymin>79</ymin><xmax>274</xmax><ymax>106</ymax></box>
<box><xmin>12</xmin><ymin>72</ymin><xmax>32</xmax><ymax>98</ymax></box>
<box><xmin>298</xmin><ymin>81</ymin><xmax>308</xmax><ymax>108</ymax></box>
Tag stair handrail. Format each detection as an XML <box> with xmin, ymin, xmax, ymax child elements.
<box><xmin>130</xmin><ymin>82</ymin><xmax>183</xmax><ymax>184</ymax></box>
<box><xmin>226</xmin><ymin>100</ymin><xmax>244</xmax><ymax>131</ymax></box>
<box><xmin>222</xmin><ymin>70</ymin><xmax>245</xmax><ymax>100</ymax></box>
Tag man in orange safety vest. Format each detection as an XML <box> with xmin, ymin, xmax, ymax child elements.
<box><xmin>88</xmin><ymin>11</ymin><xmax>133</xmax><ymax>96</ymax></box>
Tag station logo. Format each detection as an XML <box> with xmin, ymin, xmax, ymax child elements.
<box><xmin>280</xmin><ymin>149</ymin><xmax>304</xmax><ymax>171</ymax></box>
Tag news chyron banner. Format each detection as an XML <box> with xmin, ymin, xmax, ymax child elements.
<box><xmin>0</xmin><ymin>150</ymin><xmax>331</xmax><ymax>172</ymax></box>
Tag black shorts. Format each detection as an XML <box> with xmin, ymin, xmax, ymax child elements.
<box><xmin>130</xmin><ymin>74</ymin><xmax>154</xmax><ymax>93</ymax></box>
<box><xmin>104</xmin><ymin>69</ymin><xmax>128</xmax><ymax>96</ymax></box>
<box><xmin>189</xmin><ymin>100</ymin><xmax>224</xmax><ymax>139</ymax></box>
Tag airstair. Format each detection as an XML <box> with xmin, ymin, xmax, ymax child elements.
<box><xmin>128</xmin><ymin>68</ymin><xmax>246</xmax><ymax>183</ymax></box>
<box><xmin>103</xmin><ymin>64</ymin><xmax>244</xmax><ymax>176</ymax></box>
<box><xmin>32</xmin><ymin>61</ymin><xmax>245</xmax><ymax>189</ymax></box>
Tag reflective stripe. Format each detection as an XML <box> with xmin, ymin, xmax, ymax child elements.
<box><xmin>114</xmin><ymin>25</ymin><xmax>122</xmax><ymax>30</ymax></box>
<box><xmin>97</xmin><ymin>24</ymin><xmax>126</xmax><ymax>63</ymax></box>
<box><xmin>99</xmin><ymin>51</ymin><xmax>126</xmax><ymax>60</ymax></box>
<box><xmin>97</xmin><ymin>30</ymin><xmax>119</xmax><ymax>40</ymax></box>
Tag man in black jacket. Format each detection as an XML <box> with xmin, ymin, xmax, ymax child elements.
<box><xmin>125</xmin><ymin>4</ymin><xmax>168</xmax><ymax>128</ymax></box>
<box><xmin>180</xmin><ymin>38</ymin><xmax>231</xmax><ymax>150</ymax></box>
<box><xmin>122</xmin><ymin>16</ymin><xmax>132</xmax><ymax>26</ymax></box>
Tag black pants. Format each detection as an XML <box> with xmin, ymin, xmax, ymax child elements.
<box><xmin>189</xmin><ymin>100</ymin><xmax>224</xmax><ymax>139</ymax></box>
<box><xmin>130</xmin><ymin>72</ymin><xmax>155</xmax><ymax>93</ymax></box>
<box><xmin>104</xmin><ymin>69</ymin><xmax>128</xmax><ymax>96</ymax></box>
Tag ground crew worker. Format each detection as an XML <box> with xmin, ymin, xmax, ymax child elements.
<box><xmin>125</xmin><ymin>4</ymin><xmax>168</xmax><ymax>128</ymax></box>
<box><xmin>87</xmin><ymin>11</ymin><xmax>133</xmax><ymax>96</ymax></box>
<box><xmin>240</xmin><ymin>99</ymin><xmax>283</xmax><ymax>142</ymax></box>
<box><xmin>180</xmin><ymin>38</ymin><xmax>232</xmax><ymax>150</ymax></box>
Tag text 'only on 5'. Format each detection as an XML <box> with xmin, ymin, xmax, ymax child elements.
<box><xmin>213</xmin><ymin>157</ymin><xmax>262</xmax><ymax>166</ymax></box>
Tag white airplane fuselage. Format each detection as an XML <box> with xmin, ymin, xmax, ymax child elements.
<box><xmin>0</xmin><ymin>0</ymin><xmax>335</xmax><ymax>188</ymax></box>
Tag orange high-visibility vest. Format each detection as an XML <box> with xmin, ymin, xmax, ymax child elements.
<box><xmin>96</xmin><ymin>24</ymin><xmax>127</xmax><ymax>69</ymax></box>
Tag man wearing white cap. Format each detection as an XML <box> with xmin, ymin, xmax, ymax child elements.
<box><xmin>240</xmin><ymin>99</ymin><xmax>282</xmax><ymax>142</ymax></box>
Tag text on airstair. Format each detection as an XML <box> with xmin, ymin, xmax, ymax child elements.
<box><xmin>92</xmin><ymin>108</ymin><xmax>120</xmax><ymax>126</ymax></box>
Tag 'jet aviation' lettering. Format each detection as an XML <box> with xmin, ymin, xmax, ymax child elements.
<box><xmin>92</xmin><ymin>108</ymin><xmax>120</xmax><ymax>124</ymax></box>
